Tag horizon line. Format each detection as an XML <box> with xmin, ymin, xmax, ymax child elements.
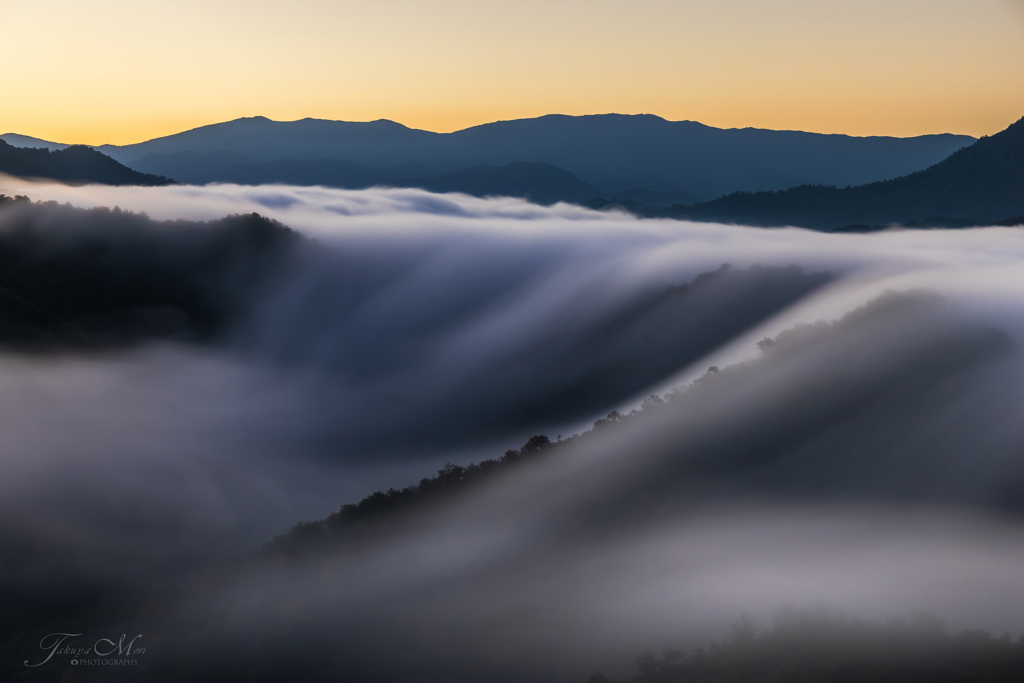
<box><xmin>2</xmin><ymin>111</ymin><xmax>995</xmax><ymax>149</ymax></box>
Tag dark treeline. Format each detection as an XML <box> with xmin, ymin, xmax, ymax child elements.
<box><xmin>270</xmin><ymin>397</ymin><xmax>680</xmax><ymax>557</ymax></box>
<box><xmin>0</xmin><ymin>197</ymin><xmax>298</xmax><ymax>349</ymax></box>
<box><xmin>267</xmin><ymin>434</ymin><xmax>557</xmax><ymax>555</ymax></box>
<box><xmin>589</xmin><ymin>609</ymin><xmax>1024</xmax><ymax>683</ymax></box>
<box><xmin>0</xmin><ymin>140</ymin><xmax>172</xmax><ymax>186</ymax></box>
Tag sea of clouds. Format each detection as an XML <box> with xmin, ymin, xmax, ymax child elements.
<box><xmin>4</xmin><ymin>178</ymin><xmax>1024</xmax><ymax>680</ymax></box>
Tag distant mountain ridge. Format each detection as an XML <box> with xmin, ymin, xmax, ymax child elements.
<box><xmin>0</xmin><ymin>134</ymin><xmax>69</xmax><ymax>152</ymax></box>
<box><xmin>79</xmin><ymin>114</ymin><xmax>972</xmax><ymax>201</ymax></box>
<box><xmin>668</xmin><ymin>116</ymin><xmax>1024</xmax><ymax>229</ymax></box>
<box><xmin>9</xmin><ymin>115</ymin><xmax>1014</xmax><ymax>223</ymax></box>
<box><xmin>0</xmin><ymin>140</ymin><xmax>172</xmax><ymax>186</ymax></box>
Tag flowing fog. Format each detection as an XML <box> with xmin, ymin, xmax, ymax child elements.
<box><xmin>4</xmin><ymin>176</ymin><xmax>1024</xmax><ymax>680</ymax></box>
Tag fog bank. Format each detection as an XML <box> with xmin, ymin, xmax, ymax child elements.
<box><xmin>3</xmin><ymin>180</ymin><xmax>1024</xmax><ymax>680</ymax></box>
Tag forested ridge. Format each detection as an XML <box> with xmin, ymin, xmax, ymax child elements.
<box><xmin>0</xmin><ymin>140</ymin><xmax>173</xmax><ymax>186</ymax></box>
<box><xmin>0</xmin><ymin>196</ymin><xmax>298</xmax><ymax>349</ymax></box>
<box><xmin>660</xmin><ymin>116</ymin><xmax>1024</xmax><ymax>229</ymax></box>
<box><xmin>589</xmin><ymin>609</ymin><xmax>1024</xmax><ymax>683</ymax></box>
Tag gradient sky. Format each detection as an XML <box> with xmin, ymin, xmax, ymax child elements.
<box><xmin>2</xmin><ymin>0</ymin><xmax>1023</xmax><ymax>145</ymax></box>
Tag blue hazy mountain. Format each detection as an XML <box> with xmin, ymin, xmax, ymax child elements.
<box><xmin>91</xmin><ymin>114</ymin><xmax>973</xmax><ymax>201</ymax></box>
<box><xmin>0</xmin><ymin>140</ymin><xmax>172</xmax><ymax>186</ymax></box>
<box><xmin>127</xmin><ymin>151</ymin><xmax>601</xmax><ymax>205</ymax></box>
<box><xmin>0</xmin><ymin>133</ymin><xmax>69</xmax><ymax>152</ymax></box>
<box><xmin>669</xmin><ymin>116</ymin><xmax>1024</xmax><ymax>229</ymax></box>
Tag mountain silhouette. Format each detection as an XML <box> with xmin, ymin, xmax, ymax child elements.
<box><xmin>608</xmin><ymin>187</ymin><xmax>700</xmax><ymax>207</ymax></box>
<box><xmin>85</xmin><ymin>114</ymin><xmax>972</xmax><ymax>200</ymax></box>
<box><xmin>0</xmin><ymin>133</ymin><xmax>69</xmax><ymax>152</ymax></box>
<box><xmin>0</xmin><ymin>140</ymin><xmax>173</xmax><ymax>186</ymax></box>
<box><xmin>130</xmin><ymin>149</ymin><xmax>257</xmax><ymax>184</ymax></box>
<box><xmin>131</xmin><ymin>151</ymin><xmax>600</xmax><ymax>205</ymax></box>
<box><xmin>669</xmin><ymin>116</ymin><xmax>1024</xmax><ymax>229</ymax></box>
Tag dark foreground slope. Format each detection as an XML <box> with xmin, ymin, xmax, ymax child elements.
<box><xmin>591</xmin><ymin>610</ymin><xmax>1024</xmax><ymax>683</ymax></box>
<box><xmin>0</xmin><ymin>140</ymin><xmax>173</xmax><ymax>186</ymax></box>
<box><xmin>0</xmin><ymin>195</ymin><xmax>297</xmax><ymax>348</ymax></box>
<box><xmin>670</xmin><ymin>116</ymin><xmax>1024</xmax><ymax>229</ymax></box>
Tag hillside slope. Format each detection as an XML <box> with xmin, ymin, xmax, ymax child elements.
<box><xmin>670</xmin><ymin>117</ymin><xmax>1024</xmax><ymax>229</ymax></box>
<box><xmin>0</xmin><ymin>140</ymin><xmax>173</xmax><ymax>186</ymax></box>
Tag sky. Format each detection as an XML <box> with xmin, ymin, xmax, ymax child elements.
<box><xmin>1</xmin><ymin>0</ymin><xmax>1023</xmax><ymax>145</ymax></box>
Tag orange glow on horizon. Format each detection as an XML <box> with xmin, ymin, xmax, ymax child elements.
<box><xmin>2</xmin><ymin>0</ymin><xmax>1023</xmax><ymax>145</ymax></box>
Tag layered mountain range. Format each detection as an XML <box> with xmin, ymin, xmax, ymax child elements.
<box><xmin>669</xmin><ymin>116</ymin><xmax>1024</xmax><ymax>229</ymax></box>
<box><xmin>0</xmin><ymin>140</ymin><xmax>171</xmax><ymax>186</ymax></box>
<box><xmin>3</xmin><ymin>114</ymin><xmax>971</xmax><ymax>206</ymax></box>
<box><xmin>5</xmin><ymin>113</ymin><xmax>1024</xmax><ymax>230</ymax></box>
